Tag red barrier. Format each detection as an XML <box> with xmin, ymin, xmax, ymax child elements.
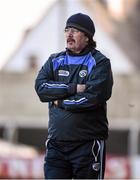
<box><xmin>105</xmin><ymin>155</ymin><xmax>131</xmax><ymax>179</ymax></box>
<box><xmin>0</xmin><ymin>156</ymin><xmax>44</xmax><ymax>179</ymax></box>
<box><xmin>0</xmin><ymin>154</ymin><xmax>131</xmax><ymax>179</ymax></box>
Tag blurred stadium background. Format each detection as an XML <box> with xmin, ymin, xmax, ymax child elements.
<box><xmin>0</xmin><ymin>0</ymin><xmax>140</xmax><ymax>178</ymax></box>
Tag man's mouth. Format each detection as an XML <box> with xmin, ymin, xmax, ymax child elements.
<box><xmin>67</xmin><ymin>39</ymin><xmax>75</xmax><ymax>43</ymax></box>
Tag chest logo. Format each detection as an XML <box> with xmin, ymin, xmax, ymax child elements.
<box><xmin>58</xmin><ymin>70</ymin><xmax>69</xmax><ymax>77</ymax></box>
<box><xmin>79</xmin><ymin>70</ymin><xmax>87</xmax><ymax>78</ymax></box>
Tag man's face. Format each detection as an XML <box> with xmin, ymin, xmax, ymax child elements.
<box><xmin>65</xmin><ymin>27</ymin><xmax>88</xmax><ymax>54</ymax></box>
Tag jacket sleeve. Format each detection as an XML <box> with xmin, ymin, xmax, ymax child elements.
<box><xmin>58</xmin><ymin>58</ymin><xmax>113</xmax><ymax>111</ymax></box>
<box><xmin>35</xmin><ymin>56</ymin><xmax>76</xmax><ymax>102</ymax></box>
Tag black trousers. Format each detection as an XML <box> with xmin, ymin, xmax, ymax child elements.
<box><xmin>44</xmin><ymin>139</ymin><xmax>106</xmax><ymax>179</ymax></box>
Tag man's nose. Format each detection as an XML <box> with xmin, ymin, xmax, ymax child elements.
<box><xmin>67</xmin><ymin>32</ymin><xmax>73</xmax><ymax>37</ymax></box>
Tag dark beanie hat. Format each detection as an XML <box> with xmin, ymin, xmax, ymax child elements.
<box><xmin>66</xmin><ymin>13</ymin><xmax>95</xmax><ymax>37</ymax></box>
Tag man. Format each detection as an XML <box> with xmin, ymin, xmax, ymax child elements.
<box><xmin>35</xmin><ymin>13</ymin><xmax>113</xmax><ymax>179</ymax></box>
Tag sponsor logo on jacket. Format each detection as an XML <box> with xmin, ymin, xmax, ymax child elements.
<box><xmin>58</xmin><ymin>70</ymin><xmax>69</xmax><ymax>76</ymax></box>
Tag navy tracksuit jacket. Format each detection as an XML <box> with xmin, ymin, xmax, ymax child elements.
<box><xmin>35</xmin><ymin>48</ymin><xmax>113</xmax><ymax>141</ymax></box>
